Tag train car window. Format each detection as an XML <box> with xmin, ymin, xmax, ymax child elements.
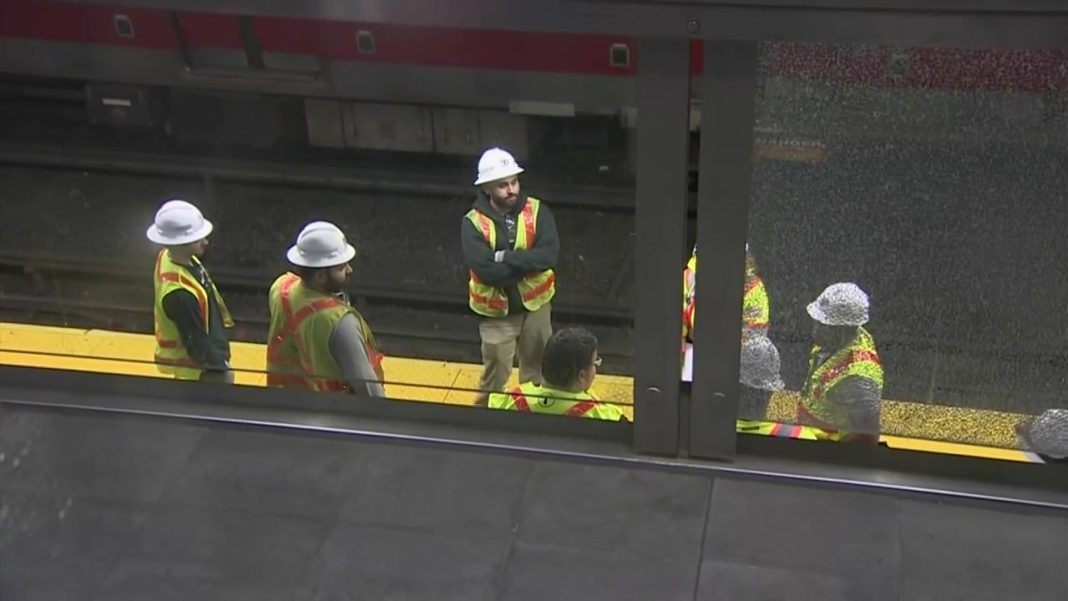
<box><xmin>356</xmin><ymin>30</ymin><xmax>376</xmax><ymax>54</ymax></box>
<box><xmin>713</xmin><ymin>41</ymin><xmax>1068</xmax><ymax>462</ymax></box>
<box><xmin>113</xmin><ymin>14</ymin><xmax>135</xmax><ymax>38</ymax></box>
<box><xmin>609</xmin><ymin>44</ymin><xmax>631</xmax><ymax>68</ymax></box>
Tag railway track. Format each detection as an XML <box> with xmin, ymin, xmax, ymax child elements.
<box><xmin>0</xmin><ymin>251</ymin><xmax>631</xmax><ymax>321</ymax></box>
<box><xmin>3</xmin><ymin>249</ymin><xmax>1064</xmax><ymax>365</ymax></box>
<box><xmin>0</xmin><ymin>141</ymin><xmax>644</xmax><ymax>213</ymax></box>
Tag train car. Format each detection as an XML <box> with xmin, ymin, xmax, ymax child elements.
<box><xmin>2</xmin><ymin>0</ymin><xmax>1066</xmax><ymax>165</ymax></box>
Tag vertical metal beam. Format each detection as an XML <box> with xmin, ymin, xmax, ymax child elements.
<box><xmin>169</xmin><ymin>11</ymin><xmax>193</xmax><ymax>69</ymax></box>
<box><xmin>690</xmin><ymin>40</ymin><xmax>759</xmax><ymax>459</ymax></box>
<box><xmin>239</xmin><ymin>15</ymin><xmax>265</xmax><ymax>69</ymax></box>
<box><xmin>633</xmin><ymin>39</ymin><xmax>691</xmax><ymax>456</ymax></box>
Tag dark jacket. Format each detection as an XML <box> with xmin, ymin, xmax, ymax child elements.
<box><xmin>460</xmin><ymin>192</ymin><xmax>560</xmax><ymax>314</ymax></box>
<box><xmin>161</xmin><ymin>261</ymin><xmax>231</xmax><ymax>372</ymax></box>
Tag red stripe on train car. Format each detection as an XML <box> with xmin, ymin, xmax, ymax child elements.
<box><xmin>0</xmin><ymin>0</ymin><xmax>176</xmax><ymax>49</ymax></box>
<box><xmin>254</xmin><ymin>17</ymin><xmax>638</xmax><ymax>76</ymax></box>
<box><xmin>179</xmin><ymin>11</ymin><xmax>244</xmax><ymax>50</ymax></box>
<box><xmin>2</xmin><ymin>1</ymin><xmax>1064</xmax><ymax>93</ymax></box>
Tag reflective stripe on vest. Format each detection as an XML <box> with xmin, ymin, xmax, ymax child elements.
<box><xmin>511</xmin><ymin>390</ymin><xmax>532</xmax><ymax>412</ymax></box>
<box><xmin>800</xmin><ymin>327</ymin><xmax>883</xmax><ymax>431</ymax></box>
<box><xmin>266</xmin><ymin>273</ymin><xmax>384</xmax><ymax>392</ymax></box>
<box><xmin>509</xmin><ymin>386</ymin><xmax>594</xmax><ymax>417</ymax></box>
<box><xmin>492</xmin><ymin>382</ymin><xmax>624</xmax><ymax>421</ymax></box>
<box><xmin>767</xmin><ymin>422</ymin><xmax>801</xmax><ymax>438</ymax></box>
<box><xmin>465</xmin><ymin>197</ymin><xmax>555</xmax><ymax>317</ymax></box>
<box><xmin>152</xmin><ymin>249</ymin><xmax>232</xmax><ymax>380</ymax></box>
<box><xmin>737</xmin><ymin>419</ymin><xmax>819</xmax><ymax>440</ymax></box>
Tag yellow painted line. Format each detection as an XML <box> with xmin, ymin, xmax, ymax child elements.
<box><xmin>880</xmin><ymin>435</ymin><xmax>1032</xmax><ymax>463</ymax></box>
<box><xmin>0</xmin><ymin>321</ymin><xmax>633</xmax><ymax>405</ymax></box>
<box><xmin>0</xmin><ymin>321</ymin><xmax>1026</xmax><ymax>458</ymax></box>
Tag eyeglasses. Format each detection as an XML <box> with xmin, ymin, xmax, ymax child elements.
<box><xmin>593</xmin><ymin>356</ymin><xmax>603</xmax><ymax>368</ymax></box>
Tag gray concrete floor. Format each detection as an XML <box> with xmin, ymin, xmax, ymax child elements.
<box><xmin>2</xmin><ymin>406</ymin><xmax>1066</xmax><ymax>600</ymax></box>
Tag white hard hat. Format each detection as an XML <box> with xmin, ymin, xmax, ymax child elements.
<box><xmin>807</xmin><ymin>282</ymin><xmax>870</xmax><ymax>326</ymax></box>
<box><xmin>1024</xmin><ymin>408</ymin><xmax>1068</xmax><ymax>458</ymax></box>
<box><xmin>286</xmin><ymin>221</ymin><xmax>356</xmax><ymax>268</ymax></box>
<box><xmin>146</xmin><ymin>199</ymin><xmax>213</xmax><ymax>245</ymax></box>
<box><xmin>474</xmin><ymin>147</ymin><xmax>524</xmax><ymax>186</ymax></box>
<box><xmin>739</xmin><ymin>334</ymin><xmax>785</xmax><ymax>392</ymax></box>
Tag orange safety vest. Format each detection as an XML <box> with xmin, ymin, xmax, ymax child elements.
<box><xmin>266</xmin><ymin>272</ymin><xmax>384</xmax><ymax>392</ymax></box>
<box><xmin>797</xmin><ymin>327</ymin><xmax>883</xmax><ymax>439</ymax></box>
<box><xmin>152</xmin><ymin>249</ymin><xmax>233</xmax><ymax>380</ymax></box>
<box><xmin>465</xmin><ymin>197</ymin><xmax>556</xmax><ymax>317</ymax></box>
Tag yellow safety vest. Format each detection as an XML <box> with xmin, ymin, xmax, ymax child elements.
<box><xmin>266</xmin><ymin>272</ymin><xmax>384</xmax><ymax>392</ymax></box>
<box><xmin>736</xmin><ymin>419</ymin><xmax>819</xmax><ymax>440</ymax></box>
<box><xmin>798</xmin><ymin>327</ymin><xmax>883</xmax><ymax>437</ymax></box>
<box><xmin>152</xmin><ymin>249</ymin><xmax>233</xmax><ymax>380</ymax></box>
<box><xmin>465</xmin><ymin>197</ymin><xmax>556</xmax><ymax>317</ymax></box>
<box><xmin>488</xmin><ymin>381</ymin><xmax>627</xmax><ymax>421</ymax></box>
<box><xmin>682</xmin><ymin>253</ymin><xmax>769</xmax><ymax>340</ymax></box>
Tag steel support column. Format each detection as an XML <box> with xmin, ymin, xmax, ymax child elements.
<box><xmin>632</xmin><ymin>39</ymin><xmax>691</xmax><ymax>456</ymax></box>
<box><xmin>690</xmin><ymin>40</ymin><xmax>759</xmax><ymax>459</ymax></box>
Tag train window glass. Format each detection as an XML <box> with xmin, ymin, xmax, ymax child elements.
<box><xmin>113</xmin><ymin>14</ymin><xmax>135</xmax><ymax>38</ymax></box>
<box><xmin>0</xmin><ymin>25</ymin><xmax>636</xmax><ymax>429</ymax></box>
<box><xmin>609</xmin><ymin>43</ymin><xmax>631</xmax><ymax>68</ymax></box>
<box><xmin>724</xmin><ymin>41</ymin><xmax>1068</xmax><ymax>461</ymax></box>
<box><xmin>356</xmin><ymin>30</ymin><xmax>376</xmax><ymax>55</ymax></box>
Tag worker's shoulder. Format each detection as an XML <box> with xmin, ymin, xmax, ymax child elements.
<box><xmin>526</xmin><ymin>195</ymin><xmax>551</xmax><ymax>208</ymax></box>
<box><xmin>269</xmin><ymin>271</ymin><xmax>295</xmax><ymax>290</ymax></box>
<box><xmin>462</xmin><ymin>207</ymin><xmax>487</xmax><ymax>227</ymax></box>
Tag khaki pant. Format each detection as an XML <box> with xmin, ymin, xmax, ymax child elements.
<box><xmin>476</xmin><ymin>302</ymin><xmax>552</xmax><ymax>401</ymax></box>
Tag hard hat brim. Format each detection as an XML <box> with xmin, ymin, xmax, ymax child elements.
<box><xmin>474</xmin><ymin>166</ymin><xmax>524</xmax><ymax>186</ymax></box>
<box><xmin>806</xmin><ymin>301</ymin><xmax>833</xmax><ymax>325</ymax></box>
<box><xmin>146</xmin><ymin>219</ymin><xmax>213</xmax><ymax>246</ymax></box>
<box><xmin>806</xmin><ymin>301</ymin><xmax>868</xmax><ymax>326</ymax></box>
<box><xmin>286</xmin><ymin>242</ymin><xmax>356</xmax><ymax>269</ymax></box>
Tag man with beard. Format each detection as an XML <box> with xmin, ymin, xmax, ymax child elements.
<box><xmin>461</xmin><ymin>147</ymin><xmax>559</xmax><ymax>405</ymax></box>
<box><xmin>266</xmin><ymin>221</ymin><xmax>385</xmax><ymax>396</ymax></box>
<box><xmin>147</xmin><ymin>199</ymin><xmax>234</xmax><ymax>383</ymax></box>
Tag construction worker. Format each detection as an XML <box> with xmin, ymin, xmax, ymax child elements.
<box><xmin>488</xmin><ymin>327</ymin><xmax>625</xmax><ymax>421</ymax></box>
<box><xmin>146</xmin><ymin>199</ymin><xmax>233</xmax><ymax>383</ymax></box>
<box><xmin>798</xmin><ymin>283</ymin><xmax>884</xmax><ymax>445</ymax></box>
<box><xmin>1015</xmin><ymin>408</ymin><xmax>1068</xmax><ymax>460</ymax></box>
<box><xmin>462</xmin><ymin>147</ymin><xmax>559</xmax><ymax>405</ymax></box>
<box><xmin>736</xmin><ymin>334</ymin><xmax>816</xmax><ymax>439</ymax></box>
<box><xmin>682</xmin><ymin>243</ymin><xmax>770</xmax><ymax>343</ymax></box>
<box><xmin>266</xmin><ymin>221</ymin><xmax>385</xmax><ymax>396</ymax></box>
